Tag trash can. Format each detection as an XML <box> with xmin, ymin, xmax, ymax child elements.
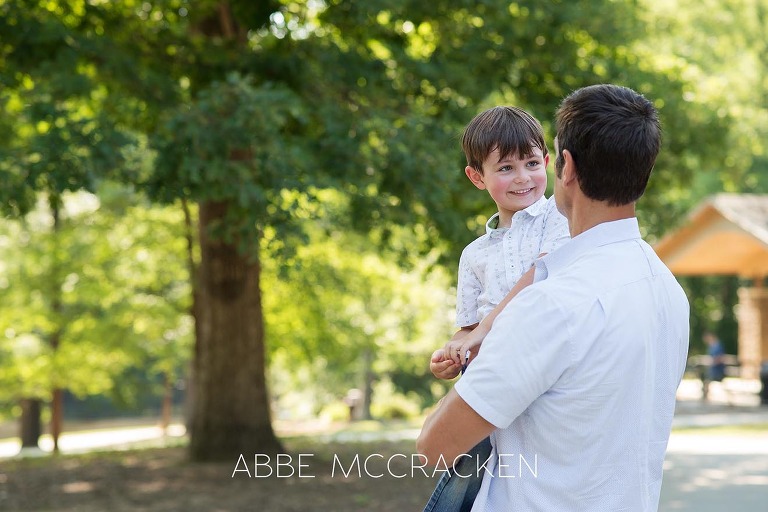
<box><xmin>344</xmin><ymin>388</ymin><xmax>363</xmax><ymax>421</ymax></box>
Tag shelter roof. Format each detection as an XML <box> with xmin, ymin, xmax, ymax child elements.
<box><xmin>654</xmin><ymin>194</ymin><xmax>768</xmax><ymax>277</ymax></box>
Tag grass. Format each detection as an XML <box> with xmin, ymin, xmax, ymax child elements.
<box><xmin>672</xmin><ymin>422</ymin><xmax>768</xmax><ymax>436</ymax></box>
<box><xmin>2</xmin><ymin>436</ymin><xmax>437</xmax><ymax>512</ymax></box>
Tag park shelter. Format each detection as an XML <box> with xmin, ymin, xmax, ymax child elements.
<box><xmin>654</xmin><ymin>193</ymin><xmax>768</xmax><ymax>379</ymax></box>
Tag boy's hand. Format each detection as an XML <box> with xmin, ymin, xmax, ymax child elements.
<box><xmin>443</xmin><ymin>330</ymin><xmax>486</xmax><ymax>367</ymax></box>
<box><xmin>430</xmin><ymin>349</ymin><xmax>461</xmax><ymax>380</ymax></box>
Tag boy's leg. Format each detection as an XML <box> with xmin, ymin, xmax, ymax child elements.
<box><xmin>423</xmin><ymin>437</ymin><xmax>493</xmax><ymax>512</ymax></box>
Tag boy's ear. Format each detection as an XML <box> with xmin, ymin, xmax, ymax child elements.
<box><xmin>465</xmin><ymin>166</ymin><xmax>486</xmax><ymax>190</ymax></box>
<box><xmin>544</xmin><ymin>154</ymin><xmax>550</xmax><ymax>168</ymax></box>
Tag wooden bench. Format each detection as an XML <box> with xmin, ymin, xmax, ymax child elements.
<box><xmin>686</xmin><ymin>354</ymin><xmax>741</xmax><ymax>400</ymax></box>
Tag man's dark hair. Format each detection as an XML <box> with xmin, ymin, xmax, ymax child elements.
<box><xmin>555</xmin><ymin>84</ymin><xmax>661</xmax><ymax>205</ymax></box>
<box><xmin>462</xmin><ymin>106</ymin><xmax>548</xmax><ymax>174</ymax></box>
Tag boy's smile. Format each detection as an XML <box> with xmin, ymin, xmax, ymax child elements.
<box><xmin>466</xmin><ymin>146</ymin><xmax>548</xmax><ymax>228</ymax></box>
<box><xmin>511</xmin><ymin>187</ymin><xmax>533</xmax><ymax>194</ymax></box>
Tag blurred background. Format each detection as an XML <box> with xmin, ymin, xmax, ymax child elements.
<box><xmin>0</xmin><ymin>1</ymin><xmax>767</xmax><ymax>510</ymax></box>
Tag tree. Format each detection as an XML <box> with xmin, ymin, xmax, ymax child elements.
<box><xmin>0</xmin><ymin>187</ymin><xmax>192</xmax><ymax>448</ymax></box>
<box><xmin>261</xmin><ymin>197</ymin><xmax>455</xmax><ymax>420</ymax></box>
<box><xmin>0</xmin><ymin>0</ymin><xmax>135</xmax><ymax>449</ymax></box>
<box><xmin>2</xmin><ymin>0</ymin><xmax>733</xmax><ymax>461</ymax></box>
<box><xmin>637</xmin><ymin>0</ymin><xmax>768</xmax><ymax>355</ymax></box>
<box><xmin>148</xmin><ymin>0</ymin><xmax>656</xmax><ymax>459</ymax></box>
<box><xmin>636</xmin><ymin>0</ymin><xmax>768</xmax><ymax>236</ymax></box>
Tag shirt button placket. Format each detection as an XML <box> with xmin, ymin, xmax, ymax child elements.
<box><xmin>504</xmin><ymin>220</ymin><xmax>517</xmax><ymax>291</ymax></box>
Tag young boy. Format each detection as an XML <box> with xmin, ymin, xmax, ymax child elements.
<box><xmin>431</xmin><ymin>106</ymin><xmax>570</xmax><ymax>379</ymax></box>
<box><xmin>423</xmin><ymin>106</ymin><xmax>570</xmax><ymax>512</ymax></box>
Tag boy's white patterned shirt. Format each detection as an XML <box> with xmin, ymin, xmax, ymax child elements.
<box><xmin>455</xmin><ymin>195</ymin><xmax>569</xmax><ymax>327</ymax></box>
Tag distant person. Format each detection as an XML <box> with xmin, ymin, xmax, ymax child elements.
<box><xmin>418</xmin><ymin>84</ymin><xmax>690</xmax><ymax>511</ymax></box>
<box><xmin>424</xmin><ymin>106</ymin><xmax>569</xmax><ymax>511</ymax></box>
<box><xmin>702</xmin><ymin>331</ymin><xmax>726</xmax><ymax>399</ymax></box>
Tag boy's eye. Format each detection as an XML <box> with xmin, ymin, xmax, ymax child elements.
<box><xmin>498</xmin><ymin>165</ymin><xmax>513</xmax><ymax>172</ymax></box>
<box><xmin>526</xmin><ymin>160</ymin><xmax>541</xmax><ymax>168</ymax></box>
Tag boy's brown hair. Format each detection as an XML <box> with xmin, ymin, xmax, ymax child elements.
<box><xmin>461</xmin><ymin>106</ymin><xmax>548</xmax><ymax>174</ymax></box>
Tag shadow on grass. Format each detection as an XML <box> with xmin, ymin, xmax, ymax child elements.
<box><xmin>1</xmin><ymin>421</ymin><xmax>437</xmax><ymax>512</ymax></box>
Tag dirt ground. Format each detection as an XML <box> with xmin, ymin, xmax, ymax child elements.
<box><xmin>1</xmin><ymin>439</ymin><xmax>438</xmax><ymax>512</ymax></box>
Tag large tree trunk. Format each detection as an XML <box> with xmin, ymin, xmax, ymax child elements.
<box><xmin>19</xmin><ymin>398</ymin><xmax>41</xmax><ymax>448</ymax></box>
<box><xmin>189</xmin><ymin>200</ymin><xmax>282</xmax><ymax>461</ymax></box>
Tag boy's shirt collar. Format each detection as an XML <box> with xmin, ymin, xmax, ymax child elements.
<box><xmin>485</xmin><ymin>195</ymin><xmax>548</xmax><ymax>235</ymax></box>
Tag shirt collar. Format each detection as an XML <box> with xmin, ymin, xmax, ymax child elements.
<box><xmin>535</xmin><ymin>217</ymin><xmax>641</xmax><ymax>281</ymax></box>
<box><xmin>485</xmin><ymin>196</ymin><xmax>548</xmax><ymax>235</ymax></box>
<box><xmin>522</xmin><ymin>195</ymin><xmax>549</xmax><ymax>217</ymax></box>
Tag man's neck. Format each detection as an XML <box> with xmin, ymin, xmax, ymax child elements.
<box><xmin>567</xmin><ymin>198</ymin><xmax>635</xmax><ymax>238</ymax></box>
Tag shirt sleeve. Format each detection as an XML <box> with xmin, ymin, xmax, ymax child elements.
<box><xmin>539</xmin><ymin>196</ymin><xmax>571</xmax><ymax>255</ymax></box>
<box><xmin>456</xmin><ymin>246</ymin><xmax>482</xmax><ymax>327</ymax></box>
<box><xmin>455</xmin><ymin>285</ymin><xmax>580</xmax><ymax>428</ymax></box>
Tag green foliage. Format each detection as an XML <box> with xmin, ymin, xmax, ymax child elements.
<box><xmin>0</xmin><ymin>186</ymin><xmax>192</xmax><ymax>406</ymax></box>
<box><xmin>2</xmin><ymin>0</ymin><xmax>767</xmax><ymax>427</ymax></box>
<box><xmin>263</xmin><ymin>199</ymin><xmax>454</xmax><ymax>416</ymax></box>
<box><xmin>637</xmin><ymin>0</ymin><xmax>768</xmax><ymax>345</ymax></box>
<box><xmin>639</xmin><ymin>0</ymin><xmax>768</xmax><ymax>221</ymax></box>
<box><xmin>4</xmin><ymin>0</ymin><xmax>738</xmax><ymax>254</ymax></box>
<box><xmin>150</xmin><ymin>74</ymin><xmax>312</xmax><ymax>253</ymax></box>
<box><xmin>370</xmin><ymin>383</ymin><xmax>422</xmax><ymax>420</ymax></box>
<box><xmin>0</xmin><ymin>1</ymin><xmax>142</xmax><ymax>216</ymax></box>
<box><xmin>680</xmin><ymin>275</ymin><xmax>740</xmax><ymax>356</ymax></box>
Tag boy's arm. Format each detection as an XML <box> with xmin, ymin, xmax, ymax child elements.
<box><xmin>431</xmin><ymin>244</ymin><xmax>481</xmax><ymax>379</ymax></box>
<box><xmin>455</xmin><ymin>247</ymin><xmax>483</xmax><ymax>330</ymax></box>
<box><xmin>444</xmin><ymin>262</ymin><xmax>537</xmax><ymax>365</ymax></box>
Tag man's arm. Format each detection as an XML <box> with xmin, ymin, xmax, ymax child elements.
<box><xmin>416</xmin><ymin>388</ymin><xmax>495</xmax><ymax>467</ymax></box>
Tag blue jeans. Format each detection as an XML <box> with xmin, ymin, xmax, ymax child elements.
<box><xmin>422</xmin><ymin>437</ymin><xmax>492</xmax><ymax>512</ymax></box>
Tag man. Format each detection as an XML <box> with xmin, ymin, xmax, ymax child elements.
<box><xmin>417</xmin><ymin>84</ymin><xmax>690</xmax><ymax>511</ymax></box>
<box><xmin>702</xmin><ymin>331</ymin><xmax>726</xmax><ymax>399</ymax></box>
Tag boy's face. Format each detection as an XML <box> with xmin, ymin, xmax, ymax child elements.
<box><xmin>467</xmin><ymin>146</ymin><xmax>548</xmax><ymax>221</ymax></box>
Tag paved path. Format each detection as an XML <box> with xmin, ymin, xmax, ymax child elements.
<box><xmin>0</xmin><ymin>423</ymin><xmax>186</xmax><ymax>459</ymax></box>
<box><xmin>662</xmin><ymin>437</ymin><xmax>768</xmax><ymax>511</ymax></box>
<box><xmin>660</xmin><ymin>379</ymin><xmax>768</xmax><ymax>511</ymax></box>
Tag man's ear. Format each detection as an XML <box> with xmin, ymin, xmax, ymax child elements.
<box><xmin>560</xmin><ymin>149</ymin><xmax>577</xmax><ymax>187</ymax></box>
<box><xmin>465</xmin><ymin>166</ymin><xmax>486</xmax><ymax>190</ymax></box>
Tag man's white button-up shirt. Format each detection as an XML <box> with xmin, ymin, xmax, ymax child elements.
<box><xmin>455</xmin><ymin>218</ymin><xmax>690</xmax><ymax>511</ymax></box>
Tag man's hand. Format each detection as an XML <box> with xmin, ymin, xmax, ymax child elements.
<box><xmin>430</xmin><ymin>349</ymin><xmax>462</xmax><ymax>380</ymax></box>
